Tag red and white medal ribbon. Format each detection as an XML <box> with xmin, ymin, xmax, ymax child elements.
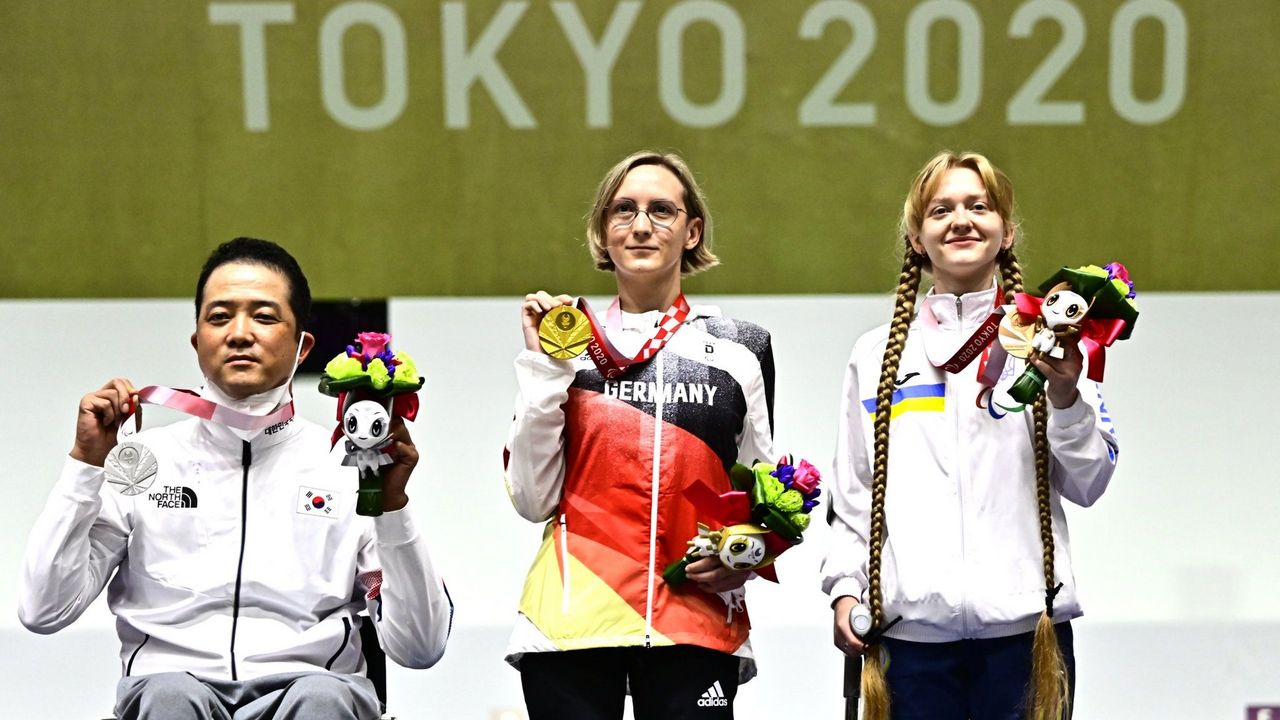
<box><xmin>919</xmin><ymin>295</ymin><xmax>1014</xmax><ymax>412</ymax></box>
<box><xmin>920</xmin><ymin>295</ymin><xmax>1008</xmax><ymax>389</ymax></box>
<box><xmin>134</xmin><ymin>385</ymin><xmax>295</xmax><ymax>431</ymax></box>
<box><xmin>106</xmin><ymin>385</ymin><xmax>293</xmax><ymax>495</ymax></box>
<box><xmin>575</xmin><ymin>294</ymin><xmax>692</xmax><ymax>380</ymax></box>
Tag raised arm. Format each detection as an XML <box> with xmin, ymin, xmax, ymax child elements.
<box><xmin>18</xmin><ymin>379</ymin><xmax>137</xmax><ymax>633</ymax></box>
<box><xmin>504</xmin><ymin>292</ymin><xmax>577</xmax><ymax>522</ymax></box>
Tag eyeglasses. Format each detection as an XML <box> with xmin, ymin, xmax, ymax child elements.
<box><xmin>608</xmin><ymin>200</ymin><xmax>688</xmax><ymax>230</ymax></box>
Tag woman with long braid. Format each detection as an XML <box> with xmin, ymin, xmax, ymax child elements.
<box><xmin>821</xmin><ymin>151</ymin><xmax>1119</xmax><ymax>720</ymax></box>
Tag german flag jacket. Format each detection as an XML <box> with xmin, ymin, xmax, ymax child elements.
<box><xmin>504</xmin><ymin>304</ymin><xmax>774</xmax><ymax>680</ymax></box>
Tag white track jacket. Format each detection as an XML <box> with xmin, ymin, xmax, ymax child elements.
<box><xmin>821</xmin><ymin>286</ymin><xmax>1120</xmax><ymax>642</ymax></box>
<box><xmin>18</xmin><ymin>410</ymin><xmax>452</xmax><ymax>680</ymax></box>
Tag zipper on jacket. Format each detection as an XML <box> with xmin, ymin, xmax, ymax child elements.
<box><xmin>125</xmin><ymin>634</ymin><xmax>151</xmax><ymax>676</ymax></box>
<box><xmin>953</xmin><ymin>301</ymin><xmax>971</xmax><ymax>638</ymax></box>
<box><xmin>643</xmin><ymin>352</ymin><xmax>665</xmax><ymax>648</ymax></box>
<box><xmin>559</xmin><ymin>513</ymin><xmax>571</xmax><ymax>614</ymax></box>
<box><xmin>229</xmin><ymin>440</ymin><xmax>252</xmax><ymax>681</ymax></box>
<box><xmin>325</xmin><ymin>617</ymin><xmax>352</xmax><ymax>670</ymax></box>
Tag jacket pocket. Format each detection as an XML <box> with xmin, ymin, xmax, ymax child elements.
<box><xmin>325</xmin><ymin>617</ymin><xmax>352</xmax><ymax>671</ymax></box>
<box><xmin>125</xmin><ymin>634</ymin><xmax>151</xmax><ymax>676</ymax></box>
<box><xmin>559</xmin><ymin>514</ymin><xmax>571</xmax><ymax>614</ymax></box>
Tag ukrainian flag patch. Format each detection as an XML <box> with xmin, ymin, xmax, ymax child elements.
<box><xmin>862</xmin><ymin>382</ymin><xmax>945</xmax><ymax>419</ymax></box>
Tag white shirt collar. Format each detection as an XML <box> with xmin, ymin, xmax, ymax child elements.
<box><xmin>198</xmin><ymin>380</ymin><xmax>295</xmax><ymax>445</ymax></box>
<box><xmin>918</xmin><ymin>283</ymin><xmax>1002</xmax><ymax>369</ymax></box>
<box><xmin>200</xmin><ymin>378</ymin><xmax>292</xmax><ymax>414</ymax></box>
<box><xmin>920</xmin><ymin>283</ymin><xmax>1001</xmax><ymax>331</ymax></box>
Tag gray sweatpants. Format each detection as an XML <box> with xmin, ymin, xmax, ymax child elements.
<box><xmin>115</xmin><ymin>671</ymin><xmax>382</xmax><ymax>720</ymax></box>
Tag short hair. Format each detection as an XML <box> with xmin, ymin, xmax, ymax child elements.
<box><xmin>900</xmin><ymin>150</ymin><xmax>1019</xmax><ymax>268</ymax></box>
<box><xmin>194</xmin><ymin>237</ymin><xmax>312</xmax><ymax>334</ymax></box>
<box><xmin>585</xmin><ymin>150</ymin><xmax>719</xmax><ymax>275</ymax></box>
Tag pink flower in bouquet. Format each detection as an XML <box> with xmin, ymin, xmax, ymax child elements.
<box><xmin>357</xmin><ymin>332</ymin><xmax>392</xmax><ymax>359</ymax></box>
<box><xmin>791</xmin><ymin>459</ymin><xmax>821</xmax><ymax>495</ymax></box>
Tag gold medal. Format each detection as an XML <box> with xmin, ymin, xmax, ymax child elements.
<box><xmin>539</xmin><ymin>305</ymin><xmax>593</xmax><ymax>360</ymax></box>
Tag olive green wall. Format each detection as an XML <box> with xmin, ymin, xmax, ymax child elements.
<box><xmin>3</xmin><ymin>0</ymin><xmax>1276</xmax><ymax>298</ymax></box>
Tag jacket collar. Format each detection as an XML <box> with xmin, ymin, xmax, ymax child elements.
<box><xmin>616</xmin><ymin>301</ymin><xmax>718</xmax><ymax>331</ymax></box>
<box><xmin>919</xmin><ymin>284</ymin><xmax>1001</xmax><ymax>368</ymax></box>
<box><xmin>920</xmin><ymin>284</ymin><xmax>1000</xmax><ymax>331</ymax></box>
<box><xmin>195</xmin><ymin>381</ymin><xmax>301</xmax><ymax>453</ymax></box>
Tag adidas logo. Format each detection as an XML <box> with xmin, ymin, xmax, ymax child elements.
<box><xmin>696</xmin><ymin>680</ymin><xmax>729</xmax><ymax>708</ymax></box>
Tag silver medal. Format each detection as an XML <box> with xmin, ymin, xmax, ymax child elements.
<box><xmin>104</xmin><ymin>441</ymin><xmax>158</xmax><ymax>496</ymax></box>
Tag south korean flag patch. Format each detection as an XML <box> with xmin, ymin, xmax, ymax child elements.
<box><xmin>298</xmin><ymin>486</ymin><xmax>341</xmax><ymax>518</ymax></box>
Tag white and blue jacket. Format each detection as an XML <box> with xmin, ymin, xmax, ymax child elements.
<box><xmin>821</xmin><ymin>285</ymin><xmax>1119</xmax><ymax>642</ymax></box>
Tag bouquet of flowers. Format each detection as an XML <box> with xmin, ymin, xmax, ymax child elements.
<box><xmin>998</xmin><ymin>262</ymin><xmax>1140</xmax><ymax>404</ymax></box>
<box><xmin>319</xmin><ymin>332</ymin><xmax>424</xmax><ymax>516</ymax></box>
<box><xmin>663</xmin><ymin>455</ymin><xmax>822</xmax><ymax>587</ymax></box>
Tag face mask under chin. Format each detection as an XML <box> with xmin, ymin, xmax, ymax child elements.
<box><xmin>202</xmin><ymin>336</ymin><xmax>304</xmax><ymax>442</ymax></box>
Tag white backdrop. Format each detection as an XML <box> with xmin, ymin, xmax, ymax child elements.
<box><xmin>2</xmin><ymin>294</ymin><xmax>1277</xmax><ymax>718</ymax></box>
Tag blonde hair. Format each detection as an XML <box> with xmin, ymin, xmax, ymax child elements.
<box><xmin>862</xmin><ymin>152</ymin><xmax>1069</xmax><ymax>720</ymax></box>
<box><xmin>585</xmin><ymin>150</ymin><xmax>719</xmax><ymax>275</ymax></box>
<box><xmin>900</xmin><ymin>150</ymin><xmax>1019</xmax><ymax>268</ymax></box>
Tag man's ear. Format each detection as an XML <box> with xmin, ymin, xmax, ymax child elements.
<box><xmin>297</xmin><ymin>331</ymin><xmax>316</xmax><ymax>365</ymax></box>
<box><xmin>190</xmin><ymin>332</ymin><xmax>198</xmax><ymax>351</ymax></box>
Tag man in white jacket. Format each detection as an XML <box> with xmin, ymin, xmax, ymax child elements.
<box><xmin>17</xmin><ymin>238</ymin><xmax>452</xmax><ymax>720</ymax></box>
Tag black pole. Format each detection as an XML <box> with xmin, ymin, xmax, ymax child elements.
<box><xmin>843</xmin><ymin>654</ymin><xmax>861</xmax><ymax>719</ymax></box>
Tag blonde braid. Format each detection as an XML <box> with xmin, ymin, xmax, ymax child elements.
<box><xmin>1000</xmin><ymin>249</ymin><xmax>1025</xmax><ymax>304</ymax></box>
<box><xmin>862</xmin><ymin>248</ymin><xmax>923</xmax><ymax>720</ymax></box>
<box><xmin>1006</xmin><ymin>249</ymin><xmax>1070</xmax><ymax>720</ymax></box>
<box><xmin>1028</xmin><ymin>395</ymin><xmax>1069</xmax><ymax>719</ymax></box>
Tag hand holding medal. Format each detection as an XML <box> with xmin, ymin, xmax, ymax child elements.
<box><xmin>71</xmin><ymin>378</ymin><xmax>161</xmax><ymax>497</ymax></box>
<box><xmin>524</xmin><ymin>290</ymin><xmax>692</xmax><ymax>377</ymax></box>
<box><xmin>319</xmin><ymin>332</ymin><xmax>424</xmax><ymax>517</ymax></box>
<box><xmin>539</xmin><ymin>304</ymin><xmax>593</xmax><ymax>360</ymax></box>
<box><xmin>522</xmin><ymin>292</ymin><xmax>577</xmax><ymax>355</ymax></box>
<box><xmin>72</xmin><ymin>377</ymin><xmax>141</xmax><ymax>467</ymax></box>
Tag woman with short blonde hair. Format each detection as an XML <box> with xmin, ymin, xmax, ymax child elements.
<box><xmin>504</xmin><ymin>150</ymin><xmax>775</xmax><ymax>720</ymax></box>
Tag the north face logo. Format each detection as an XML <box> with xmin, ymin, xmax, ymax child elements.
<box><xmin>697</xmin><ymin>680</ymin><xmax>728</xmax><ymax>707</ymax></box>
<box><xmin>148</xmin><ymin>485</ymin><xmax>197</xmax><ymax>509</ymax></box>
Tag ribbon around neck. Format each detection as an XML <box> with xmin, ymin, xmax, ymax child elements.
<box><xmin>919</xmin><ymin>294</ymin><xmax>1006</xmax><ymax>376</ymax></box>
<box><xmin>575</xmin><ymin>294</ymin><xmax>692</xmax><ymax>380</ymax></box>
<box><xmin>134</xmin><ymin>385</ymin><xmax>294</xmax><ymax>432</ymax></box>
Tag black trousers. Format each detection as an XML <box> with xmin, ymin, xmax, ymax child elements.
<box><xmin>882</xmin><ymin>622</ymin><xmax>1076</xmax><ymax>720</ymax></box>
<box><xmin>520</xmin><ymin>645</ymin><xmax>740</xmax><ymax>720</ymax></box>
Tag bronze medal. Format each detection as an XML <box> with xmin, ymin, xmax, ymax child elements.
<box><xmin>539</xmin><ymin>305</ymin><xmax>592</xmax><ymax>360</ymax></box>
<box><xmin>998</xmin><ymin>311</ymin><xmax>1038</xmax><ymax>359</ymax></box>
